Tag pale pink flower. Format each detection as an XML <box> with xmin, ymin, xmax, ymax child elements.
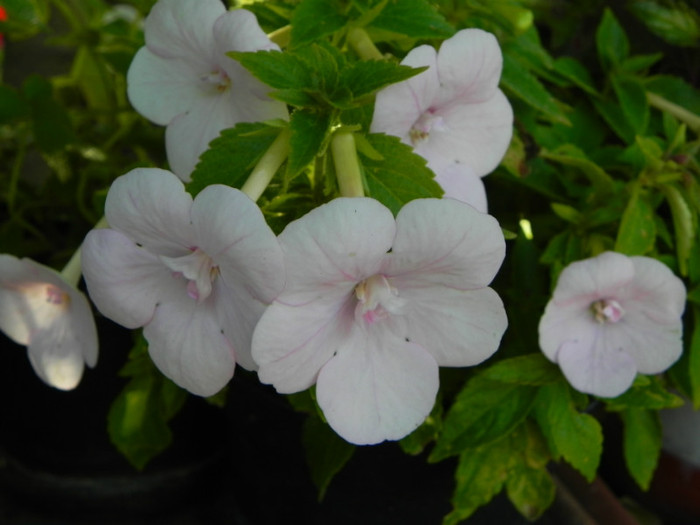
<box><xmin>127</xmin><ymin>0</ymin><xmax>288</xmax><ymax>181</ymax></box>
<box><xmin>370</xmin><ymin>28</ymin><xmax>513</xmax><ymax>212</ymax></box>
<box><xmin>81</xmin><ymin>168</ymin><xmax>285</xmax><ymax>396</ymax></box>
<box><xmin>539</xmin><ymin>251</ymin><xmax>686</xmax><ymax>398</ymax></box>
<box><xmin>0</xmin><ymin>256</ymin><xmax>98</xmax><ymax>390</ymax></box>
<box><xmin>252</xmin><ymin>197</ymin><xmax>507</xmax><ymax>445</ymax></box>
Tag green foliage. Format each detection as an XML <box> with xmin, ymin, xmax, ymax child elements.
<box><xmin>620</xmin><ymin>409</ymin><xmax>662</xmax><ymax>491</ymax></box>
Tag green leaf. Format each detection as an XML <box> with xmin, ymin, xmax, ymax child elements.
<box><xmin>0</xmin><ymin>0</ymin><xmax>49</xmax><ymax>40</ymax></box>
<box><xmin>288</xmin><ymin>109</ymin><xmax>331</xmax><ymax>177</ymax></box>
<box><xmin>628</xmin><ymin>0</ymin><xmax>700</xmax><ymax>47</ymax></box>
<box><xmin>341</xmin><ymin>60</ymin><xmax>425</xmax><ymax>101</ymax></box>
<box><xmin>620</xmin><ymin>409</ymin><xmax>662</xmax><ymax>491</ymax></box>
<box><xmin>615</xmin><ymin>188</ymin><xmax>656</xmax><ymax>255</ymax></box>
<box><xmin>620</xmin><ymin>53</ymin><xmax>664</xmax><ymax>74</ymax></box>
<box><xmin>229</xmin><ymin>49</ymin><xmax>313</xmax><ymax>91</ymax></box>
<box><xmin>690</xmin><ymin>308</ymin><xmax>700</xmax><ymax>409</ymax></box>
<box><xmin>501</xmin><ymin>53</ymin><xmax>570</xmax><ymax>125</ymax></box>
<box><xmin>611</xmin><ymin>74</ymin><xmax>649</xmax><ymax>135</ymax></box>
<box><xmin>290</xmin><ymin>0</ymin><xmax>347</xmax><ymax>48</ymax></box>
<box><xmin>400</xmin><ymin>397</ymin><xmax>443</xmax><ymax>455</ymax></box>
<box><xmin>369</xmin><ymin>0</ymin><xmax>454</xmax><ymax>40</ymax></box>
<box><xmin>302</xmin><ymin>415</ymin><xmax>355</xmax><ymax>501</ymax></box>
<box><xmin>540</xmin><ymin>144</ymin><xmax>615</xmax><ymax>195</ymax></box>
<box><xmin>534</xmin><ymin>382</ymin><xmax>602</xmax><ymax>481</ymax></box>
<box><xmin>360</xmin><ymin>133</ymin><xmax>442</xmax><ymax>215</ymax></box>
<box><xmin>592</xmin><ymin>97</ymin><xmax>635</xmax><ymax>144</ymax></box>
<box><xmin>550</xmin><ymin>203</ymin><xmax>581</xmax><ymax>224</ymax></box>
<box><xmin>661</xmin><ymin>183</ymin><xmax>695</xmax><ymax>276</ymax></box>
<box><xmin>505</xmin><ymin>466</ymin><xmax>556</xmax><ymax>521</ymax></box>
<box><xmin>107</xmin><ymin>338</ymin><xmax>188</xmax><ymax>470</ymax></box>
<box><xmin>552</xmin><ymin>56</ymin><xmax>598</xmax><ymax>95</ymax></box>
<box><xmin>479</xmin><ymin>354</ymin><xmax>561</xmax><ymax>386</ymax></box>
<box><xmin>596</xmin><ymin>8</ymin><xmax>629</xmax><ymax>71</ymax></box>
<box><xmin>188</xmin><ymin>122</ymin><xmax>283</xmax><ymax>196</ymax></box>
<box><xmin>606</xmin><ymin>375</ymin><xmax>683</xmax><ymax>411</ymax></box>
<box><xmin>0</xmin><ymin>85</ymin><xmax>30</xmax><ymax>123</ymax></box>
<box><xmin>430</xmin><ymin>376</ymin><xmax>537</xmax><ymax>461</ymax></box>
<box><xmin>646</xmin><ymin>75</ymin><xmax>700</xmax><ymax>116</ymax></box>
<box><xmin>23</xmin><ymin>75</ymin><xmax>77</xmax><ymax>153</ymax></box>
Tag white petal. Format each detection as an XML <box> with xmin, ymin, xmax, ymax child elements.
<box><xmin>396</xmin><ymin>286</ymin><xmax>507</xmax><ymax>367</ymax></box>
<box><xmin>433</xmin><ymin>163</ymin><xmax>488</xmax><ymax>212</ymax></box>
<box><xmin>316</xmin><ymin>326</ymin><xmax>439</xmax><ymax>445</ymax></box>
<box><xmin>213</xmin><ymin>9</ymin><xmax>280</xmax><ymax>54</ymax></box>
<box><xmin>145</xmin><ymin>292</ymin><xmax>235</xmax><ymax>396</ymax></box>
<box><xmin>105</xmin><ymin>168</ymin><xmax>195</xmax><ymax>255</ymax></box>
<box><xmin>538</xmin><ymin>298</ymin><xmax>592</xmax><ymax>362</ymax></box>
<box><xmin>192</xmin><ymin>185</ymin><xmax>285</xmax><ymax>304</ymax></box>
<box><xmin>82</xmin><ymin>229</ymin><xmax>175</xmax><ymax>329</ymax></box>
<box><xmin>552</xmin><ymin>251</ymin><xmax>635</xmax><ymax>305</ymax></box>
<box><xmin>386</xmin><ymin>198</ymin><xmax>505</xmax><ymax>289</ymax></box>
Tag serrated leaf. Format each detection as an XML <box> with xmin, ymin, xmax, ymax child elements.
<box><xmin>430</xmin><ymin>376</ymin><xmax>537</xmax><ymax>461</ymax></box>
<box><xmin>288</xmin><ymin>109</ymin><xmax>331</xmax><ymax>177</ymax></box>
<box><xmin>606</xmin><ymin>376</ymin><xmax>683</xmax><ymax>411</ymax></box>
<box><xmin>369</xmin><ymin>0</ymin><xmax>454</xmax><ymax>40</ymax></box>
<box><xmin>621</xmin><ymin>409</ymin><xmax>661</xmax><ymax>491</ymax></box>
<box><xmin>229</xmin><ymin>49</ymin><xmax>313</xmax><ymax>90</ymax></box>
<box><xmin>534</xmin><ymin>382</ymin><xmax>602</xmax><ymax>481</ymax></box>
<box><xmin>341</xmin><ymin>60</ymin><xmax>425</xmax><ymax>101</ymax></box>
<box><xmin>501</xmin><ymin>53</ymin><xmax>570</xmax><ymax>125</ymax></box>
<box><xmin>188</xmin><ymin>122</ymin><xmax>283</xmax><ymax>196</ymax></box>
<box><xmin>596</xmin><ymin>8</ymin><xmax>629</xmax><ymax>71</ymax></box>
<box><xmin>552</xmin><ymin>56</ymin><xmax>598</xmax><ymax>95</ymax></box>
<box><xmin>479</xmin><ymin>354</ymin><xmax>561</xmax><ymax>386</ymax></box>
<box><xmin>505</xmin><ymin>466</ymin><xmax>556</xmax><ymax>521</ymax></box>
<box><xmin>289</xmin><ymin>0</ymin><xmax>346</xmax><ymax>48</ymax></box>
<box><xmin>611</xmin><ymin>74</ymin><xmax>649</xmax><ymax>135</ymax></box>
<box><xmin>302</xmin><ymin>415</ymin><xmax>355</xmax><ymax>501</ymax></box>
<box><xmin>359</xmin><ymin>133</ymin><xmax>442</xmax><ymax>215</ymax></box>
<box><xmin>615</xmin><ymin>188</ymin><xmax>656</xmax><ymax>255</ymax></box>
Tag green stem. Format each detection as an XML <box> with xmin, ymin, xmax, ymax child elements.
<box><xmin>347</xmin><ymin>27</ymin><xmax>383</xmax><ymax>61</ymax></box>
<box><xmin>240</xmin><ymin>128</ymin><xmax>291</xmax><ymax>202</ymax></box>
<box><xmin>60</xmin><ymin>216</ymin><xmax>108</xmax><ymax>287</ymax></box>
<box><xmin>268</xmin><ymin>25</ymin><xmax>291</xmax><ymax>48</ymax></box>
<box><xmin>647</xmin><ymin>92</ymin><xmax>700</xmax><ymax>134</ymax></box>
<box><xmin>331</xmin><ymin>130</ymin><xmax>364</xmax><ymax>197</ymax></box>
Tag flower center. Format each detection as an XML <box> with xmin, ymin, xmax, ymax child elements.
<box><xmin>409</xmin><ymin>109</ymin><xmax>446</xmax><ymax>146</ymax></box>
<box><xmin>354</xmin><ymin>274</ymin><xmax>405</xmax><ymax>324</ymax></box>
<box><xmin>199</xmin><ymin>68</ymin><xmax>231</xmax><ymax>93</ymax></box>
<box><xmin>18</xmin><ymin>283</ymin><xmax>71</xmax><ymax>330</ymax></box>
<box><xmin>160</xmin><ymin>248</ymin><xmax>219</xmax><ymax>303</ymax></box>
<box><xmin>591</xmin><ymin>298</ymin><xmax>624</xmax><ymax>324</ymax></box>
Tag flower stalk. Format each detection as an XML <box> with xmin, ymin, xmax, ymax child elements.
<box><xmin>61</xmin><ymin>216</ymin><xmax>109</xmax><ymax>287</ymax></box>
<box><xmin>240</xmin><ymin>127</ymin><xmax>291</xmax><ymax>202</ymax></box>
<box><xmin>347</xmin><ymin>27</ymin><xmax>384</xmax><ymax>61</ymax></box>
<box><xmin>331</xmin><ymin>129</ymin><xmax>365</xmax><ymax>198</ymax></box>
<box><xmin>647</xmin><ymin>91</ymin><xmax>700</xmax><ymax>134</ymax></box>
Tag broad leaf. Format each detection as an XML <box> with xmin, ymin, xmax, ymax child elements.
<box><xmin>302</xmin><ymin>415</ymin><xmax>355</xmax><ymax>500</ymax></box>
<box><xmin>596</xmin><ymin>8</ymin><xmax>629</xmax><ymax>71</ymax></box>
<box><xmin>615</xmin><ymin>187</ymin><xmax>656</xmax><ymax>255</ymax></box>
<box><xmin>621</xmin><ymin>409</ymin><xmax>662</xmax><ymax>491</ymax></box>
<box><xmin>290</xmin><ymin>0</ymin><xmax>346</xmax><ymax>48</ymax></box>
<box><xmin>288</xmin><ymin>109</ymin><xmax>331</xmax><ymax>178</ymax></box>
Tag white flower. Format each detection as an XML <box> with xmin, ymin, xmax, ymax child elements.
<box><xmin>539</xmin><ymin>251</ymin><xmax>686</xmax><ymax>397</ymax></box>
<box><xmin>252</xmin><ymin>197</ymin><xmax>507</xmax><ymax>444</ymax></box>
<box><xmin>81</xmin><ymin>168</ymin><xmax>285</xmax><ymax>396</ymax></box>
<box><xmin>127</xmin><ymin>0</ymin><xmax>288</xmax><ymax>181</ymax></box>
<box><xmin>0</xmin><ymin>256</ymin><xmax>98</xmax><ymax>390</ymax></box>
<box><xmin>371</xmin><ymin>28</ymin><xmax>513</xmax><ymax>212</ymax></box>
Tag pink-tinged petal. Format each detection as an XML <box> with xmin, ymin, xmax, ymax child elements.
<box><xmin>625</xmin><ymin>256</ymin><xmax>687</xmax><ymax>323</ymax></box>
<box><xmin>253</xmin><ymin>293</ymin><xmax>356</xmax><ymax>392</ymax></box>
<box><xmin>126</xmin><ymin>47</ymin><xmax>203</xmax><ymax>125</ymax></box>
<box><xmin>538</xmin><ymin>299</ymin><xmax>592</xmax><ymax>362</ymax></box>
<box><xmin>277</xmin><ymin>198</ymin><xmax>395</xmax><ymax>301</ymax></box>
<box><xmin>395</xmin><ymin>286</ymin><xmax>507</xmax><ymax>367</ymax></box>
<box><xmin>315</xmin><ymin>326</ymin><xmax>439</xmax><ymax>445</ymax></box>
<box><xmin>606</xmin><ymin>317</ymin><xmax>682</xmax><ymax>375</ymax></box>
<box><xmin>145</xmin><ymin>292</ymin><xmax>235</xmax><ymax>396</ymax></box>
<box><xmin>386</xmin><ymin>198</ymin><xmax>505</xmax><ymax>289</ymax></box>
<box><xmin>418</xmin><ymin>90</ymin><xmax>513</xmax><ymax>177</ymax></box>
<box><xmin>213</xmin><ymin>9</ymin><xmax>280</xmax><ymax>54</ymax></box>
<box><xmin>433</xmin><ymin>163</ymin><xmax>488</xmax><ymax>212</ymax></box>
<box><xmin>435</xmin><ymin>28</ymin><xmax>504</xmax><ymax>106</ymax></box>
<box><xmin>82</xmin><ymin>229</ymin><xmax>176</xmax><ymax>329</ymax></box>
<box><xmin>143</xmin><ymin>0</ymin><xmax>224</xmax><ymax>64</ymax></box>
<box><xmin>371</xmin><ymin>46</ymin><xmax>439</xmax><ymax>141</ymax></box>
<box><xmin>556</xmin><ymin>330</ymin><xmax>638</xmax><ymax>398</ymax></box>
<box><xmin>551</xmin><ymin>251</ymin><xmax>635</xmax><ymax>306</ymax></box>
<box><xmin>192</xmin><ymin>185</ymin><xmax>285</xmax><ymax>304</ymax></box>
<box><xmin>105</xmin><ymin>168</ymin><xmax>194</xmax><ymax>255</ymax></box>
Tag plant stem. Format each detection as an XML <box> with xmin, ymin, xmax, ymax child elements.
<box><xmin>268</xmin><ymin>25</ymin><xmax>291</xmax><ymax>48</ymax></box>
<box><xmin>331</xmin><ymin>130</ymin><xmax>364</xmax><ymax>197</ymax></box>
<box><xmin>61</xmin><ymin>216</ymin><xmax>108</xmax><ymax>287</ymax></box>
<box><xmin>647</xmin><ymin>92</ymin><xmax>700</xmax><ymax>134</ymax></box>
<box><xmin>240</xmin><ymin>128</ymin><xmax>291</xmax><ymax>202</ymax></box>
<box><xmin>347</xmin><ymin>27</ymin><xmax>383</xmax><ymax>61</ymax></box>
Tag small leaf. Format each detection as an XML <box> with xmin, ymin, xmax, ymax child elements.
<box><xmin>615</xmin><ymin>187</ymin><xmax>656</xmax><ymax>255</ymax></box>
<box><xmin>620</xmin><ymin>53</ymin><xmax>664</xmax><ymax>74</ymax></box>
<box><xmin>400</xmin><ymin>397</ymin><xmax>443</xmax><ymax>455</ymax></box>
<box><xmin>229</xmin><ymin>49</ymin><xmax>313</xmax><ymax>91</ymax></box>
<box><xmin>596</xmin><ymin>8</ymin><xmax>629</xmax><ymax>71</ymax></box>
<box><xmin>289</xmin><ymin>0</ymin><xmax>347</xmax><ymax>48</ymax></box>
<box><xmin>593</xmin><ymin>97</ymin><xmax>635</xmax><ymax>144</ymax></box>
<box><xmin>612</xmin><ymin>74</ymin><xmax>649</xmax><ymax>135</ymax></box>
<box><xmin>606</xmin><ymin>375</ymin><xmax>684</xmax><ymax>411</ymax></box>
<box><xmin>369</xmin><ymin>0</ymin><xmax>454</xmax><ymax>40</ymax></box>
<box><xmin>302</xmin><ymin>415</ymin><xmax>355</xmax><ymax>500</ymax></box>
<box><xmin>540</xmin><ymin>144</ymin><xmax>615</xmax><ymax>195</ymax></box>
<box><xmin>341</xmin><ymin>60</ymin><xmax>426</xmax><ymax>101</ymax></box>
<box><xmin>620</xmin><ymin>409</ymin><xmax>662</xmax><ymax>491</ymax></box>
<box><xmin>287</xmin><ymin>109</ymin><xmax>331</xmax><ymax>178</ymax></box>
<box><xmin>479</xmin><ymin>354</ymin><xmax>561</xmax><ymax>386</ymax></box>
<box><xmin>628</xmin><ymin>0</ymin><xmax>700</xmax><ymax>47</ymax></box>
<box><xmin>551</xmin><ymin>203</ymin><xmax>581</xmax><ymax>224</ymax></box>
<box><xmin>505</xmin><ymin>466</ymin><xmax>556</xmax><ymax>521</ymax></box>
<box><xmin>552</xmin><ymin>56</ymin><xmax>598</xmax><ymax>95</ymax></box>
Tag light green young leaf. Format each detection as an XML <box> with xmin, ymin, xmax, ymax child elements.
<box><xmin>596</xmin><ymin>8</ymin><xmax>629</xmax><ymax>71</ymax></box>
<box><xmin>605</xmin><ymin>375</ymin><xmax>683</xmax><ymax>411</ymax></box>
<box><xmin>615</xmin><ymin>187</ymin><xmax>656</xmax><ymax>255</ymax></box>
<box><xmin>661</xmin><ymin>183</ymin><xmax>695</xmax><ymax>276</ymax></box>
<box><xmin>620</xmin><ymin>409</ymin><xmax>662</xmax><ymax>491</ymax></box>
<box><xmin>505</xmin><ymin>465</ymin><xmax>556</xmax><ymax>521</ymax></box>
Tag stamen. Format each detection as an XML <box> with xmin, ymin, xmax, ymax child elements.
<box><xmin>591</xmin><ymin>298</ymin><xmax>624</xmax><ymax>323</ymax></box>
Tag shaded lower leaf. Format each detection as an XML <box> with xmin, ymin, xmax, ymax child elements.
<box><xmin>620</xmin><ymin>408</ymin><xmax>662</xmax><ymax>491</ymax></box>
<box><xmin>505</xmin><ymin>465</ymin><xmax>556</xmax><ymax>521</ymax></box>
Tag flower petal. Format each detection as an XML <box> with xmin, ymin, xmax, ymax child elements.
<box><xmin>104</xmin><ymin>168</ymin><xmax>194</xmax><ymax>255</ymax></box>
<box><xmin>396</xmin><ymin>286</ymin><xmax>507</xmax><ymax>367</ymax></box>
<box><xmin>126</xmin><ymin>47</ymin><xmax>203</xmax><ymax>125</ymax></box>
<box><xmin>191</xmin><ymin>185</ymin><xmax>285</xmax><ymax>304</ymax></box>
<box><xmin>253</xmin><ymin>292</ymin><xmax>356</xmax><ymax>393</ymax></box>
<box><xmin>276</xmin><ymin>198</ymin><xmax>395</xmax><ymax>303</ymax></box>
<box><xmin>386</xmin><ymin>198</ymin><xmax>505</xmax><ymax>289</ymax></box>
<box><xmin>315</xmin><ymin>326</ymin><xmax>439</xmax><ymax>445</ymax></box>
<box><xmin>556</xmin><ymin>328</ymin><xmax>638</xmax><ymax>398</ymax></box>
<box><xmin>213</xmin><ymin>9</ymin><xmax>280</xmax><ymax>54</ymax></box>
<box><xmin>435</xmin><ymin>28</ymin><xmax>504</xmax><ymax>106</ymax></box>
<box><xmin>433</xmin><ymin>163</ymin><xmax>488</xmax><ymax>212</ymax></box>
<box><xmin>82</xmin><ymin>229</ymin><xmax>175</xmax><ymax>329</ymax></box>
<box><xmin>145</xmin><ymin>292</ymin><xmax>235</xmax><ymax>396</ymax></box>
